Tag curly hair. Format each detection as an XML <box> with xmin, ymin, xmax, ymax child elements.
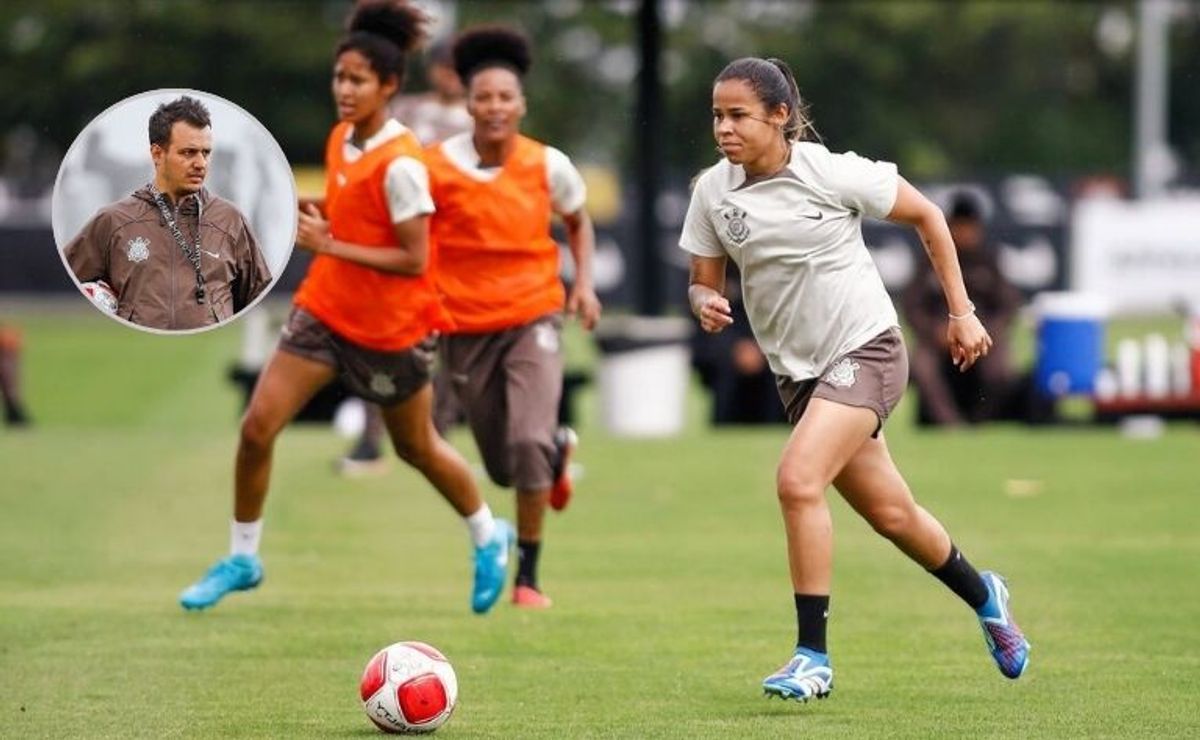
<box><xmin>452</xmin><ymin>25</ymin><xmax>532</xmax><ymax>85</ymax></box>
<box><xmin>336</xmin><ymin>0</ymin><xmax>429</xmax><ymax>85</ymax></box>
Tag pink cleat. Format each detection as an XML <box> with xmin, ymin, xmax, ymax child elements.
<box><xmin>512</xmin><ymin>584</ymin><xmax>553</xmax><ymax>609</ymax></box>
<box><xmin>548</xmin><ymin>427</ymin><xmax>577</xmax><ymax>512</ymax></box>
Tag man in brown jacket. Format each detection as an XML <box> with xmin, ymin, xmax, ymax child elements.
<box><xmin>65</xmin><ymin>95</ymin><xmax>272</xmax><ymax>331</ymax></box>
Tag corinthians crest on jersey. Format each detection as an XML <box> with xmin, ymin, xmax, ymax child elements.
<box><xmin>719</xmin><ymin>205</ymin><xmax>750</xmax><ymax>245</ymax></box>
<box><xmin>126</xmin><ymin>236</ymin><xmax>150</xmax><ymax>263</ymax></box>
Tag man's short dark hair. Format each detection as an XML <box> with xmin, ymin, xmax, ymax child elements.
<box><xmin>948</xmin><ymin>191</ymin><xmax>983</xmax><ymax>222</ymax></box>
<box><xmin>148</xmin><ymin>96</ymin><xmax>211</xmax><ymax>148</ymax></box>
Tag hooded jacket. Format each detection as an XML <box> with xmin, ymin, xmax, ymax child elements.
<box><xmin>64</xmin><ymin>185</ymin><xmax>272</xmax><ymax>330</ymax></box>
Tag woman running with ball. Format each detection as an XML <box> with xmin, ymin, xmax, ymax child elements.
<box><xmin>681</xmin><ymin>57</ymin><xmax>1030</xmax><ymax>701</ymax></box>
<box><xmin>179</xmin><ymin>0</ymin><xmax>513</xmax><ymax>615</ymax></box>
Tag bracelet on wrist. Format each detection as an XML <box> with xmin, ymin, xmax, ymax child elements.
<box><xmin>948</xmin><ymin>301</ymin><xmax>976</xmax><ymax>321</ymax></box>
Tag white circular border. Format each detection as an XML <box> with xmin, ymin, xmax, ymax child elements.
<box><xmin>51</xmin><ymin>87</ymin><xmax>298</xmax><ymax>336</ymax></box>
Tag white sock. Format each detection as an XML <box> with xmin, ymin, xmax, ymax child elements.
<box><xmin>230</xmin><ymin>519</ymin><xmax>263</xmax><ymax>557</ymax></box>
<box><xmin>465</xmin><ymin>504</ymin><xmax>496</xmax><ymax>549</ymax></box>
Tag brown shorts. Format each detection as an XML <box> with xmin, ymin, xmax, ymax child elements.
<box><xmin>775</xmin><ymin>327</ymin><xmax>908</xmax><ymax>436</ymax></box>
<box><xmin>277</xmin><ymin>307</ymin><xmax>434</xmax><ymax>406</ymax></box>
<box><xmin>442</xmin><ymin>314</ymin><xmax>563</xmax><ymax>491</ymax></box>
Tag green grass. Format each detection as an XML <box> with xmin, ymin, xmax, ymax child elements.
<box><xmin>1</xmin><ymin>303</ymin><xmax>1198</xmax><ymax>738</ymax></box>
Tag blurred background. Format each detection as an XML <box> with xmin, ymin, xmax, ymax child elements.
<box><xmin>1</xmin><ymin>3</ymin><xmax>1198</xmax><ymax>736</ymax></box>
<box><xmin>1</xmin><ymin>0</ymin><xmax>1198</xmax><ymax>434</ymax></box>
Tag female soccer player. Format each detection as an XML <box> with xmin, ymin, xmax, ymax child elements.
<box><xmin>424</xmin><ymin>26</ymin><xmax>602</xmax><ymax>608</ymax></box>
<box><xmin>179</xmin><ymin>0</ymin><xmax>512</xmax><ymax>615</ymax></box>
<box><xmin>681</xmin><ymin>57</ymin><xmax>1030</xmax><ymax>700</ymax></box>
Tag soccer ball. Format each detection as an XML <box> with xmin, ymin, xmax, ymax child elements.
<box><xmin>80</xmin><ymin>280</ymin><xmax>118</xmax><ymax>315</ymax></box>
<box><xmin>360</xmin><ymin>641</ymin><xmax>458</xmax><ymax>734</ymax></box>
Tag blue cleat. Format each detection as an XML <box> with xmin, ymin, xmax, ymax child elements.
<box><xmin>977</xmin><ymin>571</ymin><xmax>1031</xmax><ymax>679</ymax></box>
<box><xmin>762</xmin><ymin>646</ymin><xmax>833</xmax><ymax>702</ymax></box>
<box><xmin>471</xmin><ymin>519</ymin><xmax>514</xmax><ymax>614</ymax></box>
<box><xmin>179</xmin><ymin>554</ymin><xmax>263</xmax><ymax>611</ymax></box>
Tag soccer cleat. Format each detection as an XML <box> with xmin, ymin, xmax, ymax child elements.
<box><xmin>471</xmin><ymin>519</ymin><xmax>514</xmax><ymax>614</ymax></box>
<box><xmin>976</xmin><ymin>571</ymin><xmax>1031</xmax><ymax>679</ymax></box>
<box><xmin>762</xmin><ymin>647</ymin><xmax>833</xmax><ymax>702</ymax></box>
<box><xmin>179</xmin><ymin>554</ymin><xmax>263</xmax><ymax>610</ymax></box>
<box><xmin>512</xmin><ymin>584</ymin><xmax>553</xmax><ymax>609</ymax></box>
<box><xmin>548</xmin><ymin>426</ymin><xmax>578</xmax><ymax>511</ymax></box>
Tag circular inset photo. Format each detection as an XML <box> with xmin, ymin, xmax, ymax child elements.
<box><xmin>52</xmin><ymin>89</ymin><xmax>296</xmax><ymax>333</ymax></box>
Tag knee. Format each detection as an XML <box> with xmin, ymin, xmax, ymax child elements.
<box><xmin>239</xmin><ymin>410</ymin><xmax>277</xmax><ymax>454</ymax></box>
<box><xmin>390</xmin><ymin>432</ymin><xmax>436</xmax><ymax>470</ymax></box>
<box><xmin>776</xmin><ymin>464</ymin><xmax>826</xmax><ymax>509</ymax></box>
<box><xmin>865</xmin><ymin>503</ymin><xmax>915</xmax><ymax>540</ymax></box>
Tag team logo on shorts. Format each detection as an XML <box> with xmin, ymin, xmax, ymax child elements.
<box><xmin>822</xmin><ymin>358</ymin><xmax>861</xmax><ymax>389</ymax></box>
<box><xmin>126</xmin><ymin>237</ymin><xmax>150</xmax><ymax>263</ymax></box>
<box><xmin>369</xmin><ymin>372</ymin><xmax>396</xmax><ymax>398</ymax></box>
<box><xmin>535</xmin><ymin>323</ymin><xmax>559</xmax><ymax>353</ymax></box>
<box><xmin>720</xmin><ymin>206</ymin><xmax>750</xmax><ymax>245</ymax></box>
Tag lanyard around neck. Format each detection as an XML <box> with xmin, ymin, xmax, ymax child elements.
<box><xmin>149</xmin><ymin>184</ymin><xmax>206</xmax><ymax>304</ymax></box>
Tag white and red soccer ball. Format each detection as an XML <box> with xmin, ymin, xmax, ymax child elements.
<box><xmin>360</xmin><ymin>641</ymin><xmax>458</xmax><ymax>734</ymax></box>
<box><xmin>80</xmin><ymin>280</ymin><xmax>118</xmax><ymax>315</ymax></box>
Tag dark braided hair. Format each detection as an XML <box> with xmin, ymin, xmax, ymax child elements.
<box><xmin>715</xmin><ymin>57</ymin><xmax>818</xmax><ymax>142</ymax></box>
<box><xmin>336</xmin><ymin>0</ymin><xmax>429</xmax><ymax>87</ymax></box>
<box><xmin>452</xmin><ymin>25</ymin><xmax>532</xmax><ymax>86</ymax></box>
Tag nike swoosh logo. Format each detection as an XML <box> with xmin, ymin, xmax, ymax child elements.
<box><xmin>802</xmin><ymin>211</ymin><xmax>823</xmax><ymax>220</ymax></box>
<box><xmin>201</xmin><ymin>249</ymin><xmax>220</xmax><ymax>259</ymax></box>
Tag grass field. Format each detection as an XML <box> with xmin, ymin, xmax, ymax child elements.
<box><xmin>1</xmin><ymin>302</ymin><xmax>1198</xmax><ymax>738</ymax></box>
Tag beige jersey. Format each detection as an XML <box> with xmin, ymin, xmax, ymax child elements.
<box><xmin>680</xmin><ymin>141</ymin><xmax>899</xmax><ymax>380</ymax></box>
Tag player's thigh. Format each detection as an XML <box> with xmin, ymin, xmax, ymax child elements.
<box><xmin>244</xmin><ymin>348</ymin><xmax>337</xmax><ymax>438</ymax></box>
<box><xmin>378</xmin><ymin>382</ymin><xmax>436</xmax><ymax>451</ymax></box>
<box><xmin>832</xmin><ymin>432</ymin><xmax>914</xmax><ymax>517</ymax></box>
<box><xmin>502</xmin><ymin>317</ymin><xmax>563</xmax><ymax>438</ymax></box>
<box><xmin>779</xmin><ymin>398</ymin><xmax>878</xmax><ymax>494</ymax></box>
<box><xmin>442</xmin><ymin>333</ymin><xmax>512</xmax><ymax>480</ymax></box>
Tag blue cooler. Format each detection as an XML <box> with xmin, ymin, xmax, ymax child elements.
<box><xmin>1034</xmin><ymin>292</ymin><xmax>1108</xmax><ymax>396</ymax></box>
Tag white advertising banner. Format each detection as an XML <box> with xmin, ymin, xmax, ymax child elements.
<box><xmin>1071</xmin><ymin>197</ymin><xmax>1200</xmax><ymax>313</ymax></box>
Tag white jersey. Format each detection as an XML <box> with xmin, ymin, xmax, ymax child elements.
<box><xmin>680</xmin><ymin>141</ymin><xmax>900</xmax><ymax>380</ymax></box>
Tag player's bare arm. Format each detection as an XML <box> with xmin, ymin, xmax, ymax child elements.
<box><xmin>296</xmin><ymin>203</ymin><xmax>429</xmax><ymax>275</ymax></box>
<box><xmin>562</xmin><ymin>207</ymin><xmax>601</xmax><ymax>330</ymax></box>
<box><xmin>886</xmin><ymin>177</ymin><xmax>991</xmax><ymax>371</ymax></box>
<box><xmin>688</xmin><ymin>254</ymin><xmax>733</xmax><ymax>334</ymax></box>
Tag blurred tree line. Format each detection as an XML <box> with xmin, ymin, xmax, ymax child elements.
<box><xmin>2</xmin><ymin>0</ymin><xmax>1198</xmax><ymax>193</ymax></box>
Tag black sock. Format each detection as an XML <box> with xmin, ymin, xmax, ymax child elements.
<box><xmin>516</xmin><ymin>539</ymin><xmax>541</xmax><ymax>589</ymax></box>
<box><xmin>794</xmin><ymin>593</ymin><xmax>830</xmax><ymax>654</ymax></box>
<box><xmin>930</xmin><ymin>544</ymin><xmax>989</xmax><ymax>610</ymax></box>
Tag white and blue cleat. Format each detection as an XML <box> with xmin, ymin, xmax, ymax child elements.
<box><xmin>977</xmin><ymin>570</ymin><xmax>1031</xmax><ymax>679</ymax></box>
<box><xmin>471</xmin><ymin>518</ymin><xmax>514</xmax><ymax>614</ymax></box>
<box><xmin>762</xmin><ymin>646</ymin><xmax>833</xmax><ymax>702</ymax></box>
<box><xmin>179</xmin><ymin>554</ymin><xmax>263</xmax><ymax>611</ymax></box>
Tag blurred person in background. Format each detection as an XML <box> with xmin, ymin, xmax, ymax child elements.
<box><xmin>0</xmin><ymin>322</ymin><xmax>30</xmax><ymax>427</ymax></box>
<box><xmin>390</xmin><ymin>38</ymin><xmax>474</xmax><ymax>147</ymax></box>
<box><xmin>683</xmin><ymin>57</ymin><xmax>1029</xmax><ymax>703</ymax></box>
<box><xmin>690</xmin><ymin>268</ymin><xmax>787</xmax><ymax>425</ymax></box>
<box><xmin>178</xmin><ymin>0</ymin><xmax>512</xmax><ymax>615</ymax></box>
<box><xmin>64</xmin><ymin>96</ymin><xmax>272</xmax><ymax>331</ymax></box>
<box><xmin>426</xmin><ymin>25</ymin><xmax>602</xmax><ymax>608</ymax></box>
<box><xmin>901</xmin><ymin>192</ymin><xmax>1025</xmax><ymax>426</ymax></box>
<box><xmin>340</xmin><ymin>37</ymin><xmax>473</xmax><ymax>477</ymax></box>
